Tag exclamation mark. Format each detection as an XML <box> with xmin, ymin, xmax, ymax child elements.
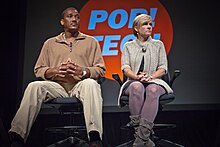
<box><xmin>150</xmin><ymin>8</ymin><xmax>157</xmax><ymax>27</ymax></box>
<box><xmin>150</xmin><ymin>8</ymin><xmax>160</xmax><ymax>40</ymax></box>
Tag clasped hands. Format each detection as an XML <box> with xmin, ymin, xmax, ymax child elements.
<box><xmin>52</xmin><ymin>58</ymin><xmax>83</xmax><ymax>83</ymax></box>
<box><xmin>137</xmin><ymin>72</ymin><xmax>153</xmax><ymax>82</ymax></box>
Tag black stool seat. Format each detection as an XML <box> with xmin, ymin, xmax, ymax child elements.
<box><xmin>48</xmin><ymin>97</ymin><xmax>81</xmax><ymax>104</ymax></box>
<box><xmin>120</xmin><ymin>93</ymin><xmax>175</xmax><ymax>107</ymax></box>
<box><xmin>45</xmin><ymin>97</ymin><xmax>83</xmax><ymax>115</ymax></box>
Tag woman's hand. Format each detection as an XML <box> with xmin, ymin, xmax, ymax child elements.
<box><xmin>138</xmin><ymin>72</ymin><xmax>152</xmax><ymax>82</ymax></box>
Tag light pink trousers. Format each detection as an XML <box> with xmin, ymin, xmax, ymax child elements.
<box><xmin>9</xmin><ymin>79</ymin><xmax>103</xmax><ymax>142</ymax></box>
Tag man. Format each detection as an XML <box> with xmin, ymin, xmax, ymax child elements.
<box><xmin>8</xmin><ymin>7</ymin><xmax>105</xmax><ymax>147</ymax></box>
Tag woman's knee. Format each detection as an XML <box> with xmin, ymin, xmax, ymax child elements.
<box><xmin>146</xmin><ymin>84</ymin><xmax>163</xmax><ymax>100</ymax></box>
<box><xmin>129</xmin><ymin>82</ymin><xmax>145</xmax><ymax>94</ymax></box>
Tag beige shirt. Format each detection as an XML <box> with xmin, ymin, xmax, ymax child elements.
<box><xmin>34</xmin><ymin>32</ymin><xmax>106</xmax><ymax>91</ymax></box>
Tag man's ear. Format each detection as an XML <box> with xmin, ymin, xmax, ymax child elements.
<box><xmin>60</xmin><ymin>19</ymin><xmax>64</xmax><ymax>25</ymax></box>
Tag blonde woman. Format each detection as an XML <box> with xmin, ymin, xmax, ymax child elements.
<box><xmin>119</xmin><ymin>14</ymin><xmax>173</xmax><ymax>147</ymax></box>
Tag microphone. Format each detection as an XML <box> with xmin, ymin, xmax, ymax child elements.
<box><xmin>142</xmin><ymin>47</ymin><xmax>146</xmax><ymax>52</ymax></box>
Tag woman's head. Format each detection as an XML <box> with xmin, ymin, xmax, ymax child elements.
<box><xmin>132</xmin><ymin>14</ymin><xmax>153</xmax><ymax>37</ymax></box>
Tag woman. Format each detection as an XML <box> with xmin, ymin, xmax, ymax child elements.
<box><xmin>119</xmin><ymin>14</ymin><xmax>173</xmax><ymax>147</ymax></box>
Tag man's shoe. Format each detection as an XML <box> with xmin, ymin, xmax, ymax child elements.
<box><xmin>8</xmin><ymin>131</ymin><xmax>24</xmax><ymax>147</ymax></box>
<box><xmin>10</xmin><ymin>141</ymin><xmax>24</xmax><ymax>147</ymax></box>
<box><xmin>89</xmin><ymin>140</ymin><xmax>103</xmax><ymax>147</ymax></box>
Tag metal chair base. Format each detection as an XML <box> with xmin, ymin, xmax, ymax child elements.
<box><xmin>115</xmin><ymin>136</ymin><xmax>184</xmax><ymax>147</ymax></box>
<box><xmin>46</xmin><ymin>136</ymin><xmax>89</xmax><ymax>147</ymax></box>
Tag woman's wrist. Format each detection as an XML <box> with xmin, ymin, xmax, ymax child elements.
<box><xmin>149</xmin><ymin>75</ymin><xmax>154</xmax><ymax>79</ymax></box>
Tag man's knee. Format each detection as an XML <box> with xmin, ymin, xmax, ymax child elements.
<box><xmin>82</xmin><ymin>78</ymin><xmax>99</xmax><ymax>86</ymax></box>
<box><xmin>26</xmin><ymin>81</ymin><xmax>45</xmax><ymax>90</ymax></box>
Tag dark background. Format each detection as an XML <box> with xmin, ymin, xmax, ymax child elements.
<box><xmin>1</xmin><ymin>0</ymin><xmax>220</xmax><ymax>147</ymax></box>
<box><xmin>22</xmin><ymin>0</ymin><xmax>220</xmax><ymax>107</ymax></box>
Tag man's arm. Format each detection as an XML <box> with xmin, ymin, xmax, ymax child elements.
<box><xmin>85</xmin><ymin>38</ymin><xmax>106</xmax><ymax>79</ymax></box>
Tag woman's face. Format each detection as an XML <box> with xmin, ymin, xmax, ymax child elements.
<box><xmin>136</xmin><ymin>22</ymin><xmax>152</xmax><ymax>39</ymax></box>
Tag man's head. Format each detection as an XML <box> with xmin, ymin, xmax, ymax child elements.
<box><xmin>60</xmin><ymin>7</ymin><xmax>80</xmax><ymax>33</ymax></box>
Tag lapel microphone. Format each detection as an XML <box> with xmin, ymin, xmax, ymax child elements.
<box><xmin>142</xmin><ymin>47</ymin><xmax>146</xmax><ymax>53</ymax></box>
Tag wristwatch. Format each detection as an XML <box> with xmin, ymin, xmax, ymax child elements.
<box><xmin>82</xmin><ymin>68</ymin><xmax>87</xmax><ymax>77</ymax></box>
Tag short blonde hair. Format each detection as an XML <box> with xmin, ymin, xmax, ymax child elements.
<box><xmin>132</xmin><ymin>14</ymin><xmax>152</xmax><ymax>37</ymax></box>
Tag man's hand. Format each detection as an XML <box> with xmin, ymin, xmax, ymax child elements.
<box><xmin>51</xmin><ymin>58</ymin><xmax>84</xmax><ymax>83</ymax></box>
<box><xmin>57</xmin><ymin>58</ymin><xmax>83</xmax><ymax>76</ymax></box>
<box><xmin>66</xmin><ymin>62</ymin><xmax>83</xmax><ymax>76</ymax></box>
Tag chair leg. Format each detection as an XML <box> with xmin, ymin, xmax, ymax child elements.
<box><xmin>46</xmin><ymin>136</ymin><xmax>89</xmax><ymax>147</ymax></box>
<box><xmin>44</xmin><ymin>125</ymin><xmax>87</xmax><ymax>146</ymax></box>
<box><xmin>115</xmin><ymin>139</ymin><xmax>134</xmax><ymax>147</ymax></box>
<box><xmin>115</xmin><ymin>135</ymin><xmax>184</xmax><ymax>147</ymax></box>
<box><xmin>152</xmin><ymin>135</ymin><xmax>184</xmax><ymax>147</ymax></box>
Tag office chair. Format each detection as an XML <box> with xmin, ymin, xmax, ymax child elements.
<box><xmin>112</xmin><ymin>69</ymin><xmax>184</xmax><ymax>147</ymax></box>
<box><xmin>41</xmin><ymin>77</ymin><xmax>105</xmax><ymax>147</ymax></box>
<box><xmin>42</xmin><ymin>97</ymin><xmax>88</xmax><ymax>147</ymax></box>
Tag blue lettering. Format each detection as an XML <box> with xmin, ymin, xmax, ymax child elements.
<box><xmin>108</xmin><ymin>9</ymin><xmax>128</xmax><ymax>29</ymax></box>
<box><xmin>88</xmin><ymin>10</ymin><xmax>108</xmax><ymax>30</ymax></box>
<box><xmin>153</xmin><ymin>33</ymin><xmax>160</xmax><ymax>40</ymax></box>
<box><xmin>150</xmin><ymin>8</ymin><xmax>157</xmax><ymax>27</ymax></box>
<box><xmin>128</xmin><ymin>9</ymin><xmax>148</xmax><ymax>28</ymax></box>
<box><xmin>102</xmin><ymin>35</ymin><xmax>121</xmax><ymax>56</ymax></box>
<box><xmin>95</xmin><ymin>34</ymin><xmax>161</xmax><ymax>56</ymax></box>
<box><xmin>93</xmin><ymin>36</ymin><xmax>104</xmax><ymax>41</ymax></box>
<box><xmin>120</xmin><ymin>34</ymin><xmax>136</xmax><ymax>51</ymax></box>
<box><xmin>89</xmin><ymin>8</ymin><xmax>162</xmax><ymax>56</ymax></box>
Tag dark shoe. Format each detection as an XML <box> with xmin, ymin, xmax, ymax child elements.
<box><xmin>8</xmin><ymin>131</ymin><xmax>24</xmax><ymax>147</ymax></box>
<box><xmin>89</xmin><ymin>140</ymin><xmax>103</xmax><ymax>147</ymax></box>
<box><xmin>10</xmin><ymin>141</ymin><xmax>24</xmax><ymax>147</ymax></box>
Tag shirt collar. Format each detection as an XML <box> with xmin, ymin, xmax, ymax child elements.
<box><xmin>55</xmin><ymin>31</ymin><xmax>87</xmax><ymax>43</ymax></box>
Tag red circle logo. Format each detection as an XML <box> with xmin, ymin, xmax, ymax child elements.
<box><xmin>80</xmin><ymin>0</ymin><xmax>173</xmax><ymax>79</ymax></box>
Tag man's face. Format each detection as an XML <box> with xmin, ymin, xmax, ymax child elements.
<box><xmin>61</xmin><ymin>8</ymin><xmax>80</xmax><ymax>32</ymax></box>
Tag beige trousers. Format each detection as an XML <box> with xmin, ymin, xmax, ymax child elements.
<box><xmin>9</xmin><ymin>78</ymin><xmax>103</xmax><ymax>142</ymax></box>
